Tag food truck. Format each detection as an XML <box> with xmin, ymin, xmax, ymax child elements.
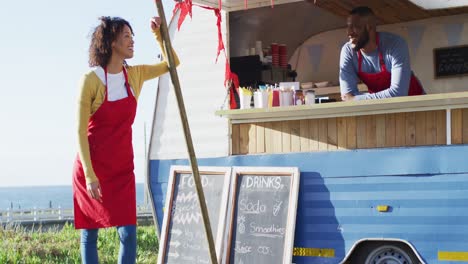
<box><xmin>148</xmin><ymin>0</ymin><xmax>468</xmax><ymax>263</ymax></box>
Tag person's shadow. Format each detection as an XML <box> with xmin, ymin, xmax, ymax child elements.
<box><xmin>293</xmin><ymin>171</ymin><xmax>344</xmax><ymax>264</ymax></box>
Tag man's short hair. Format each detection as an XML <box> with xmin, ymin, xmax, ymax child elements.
<box><xmin>350</xmin><ymin>6</ymin><xmax>375</xmax><ymax>16</ymax></box>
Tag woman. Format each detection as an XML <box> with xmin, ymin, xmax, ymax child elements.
<box><xmin>72</xmin><ymin>16</ymin><xmax>179</xmax><ymax>263</ymax></box>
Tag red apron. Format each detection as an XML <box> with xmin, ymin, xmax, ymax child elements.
<box><xmin>357</xmin><ymin>33</ymin><xmax>424</xmax><ymax>96</ymax></box>
<box><xmin>73</xmin><ymin>67</ymin><xmax>137</xmax><ymax>229</ymax></box>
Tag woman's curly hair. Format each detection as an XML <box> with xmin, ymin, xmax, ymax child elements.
<box><xmin>88</xmin><ymin>16</ymin><xmax>134</xmax><ymax>68</ymax></box>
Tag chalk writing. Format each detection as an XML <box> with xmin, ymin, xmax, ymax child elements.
<box><xmin>257</xmin><ymin>246</ymin><xmax>271</xmax><ymax>255</ymax></box>
<box><xmin>235</xmin><ymin>241</ymin><xmax>253</xmax><ymax>254</ymax></box>
<box><xmin>241</xmin><ymin>176</ymin><xmax>283</xmax><ymax>190</ymax></box>
<box><xmin>172</xmin><ymin>212</ymin><xmax>201</xmax><ymax>224</ymax></box>
<box><xmin>161</xmin><ymin>169</ymin><xmax>231</xmax><ymax>264</ymax></box>
<box><xmin>239</xmin><ymin>198</ymin><xmax>267</xmax><ymax>214</ymax></box>
<box><xmin>250</xmin><ymin>222</ymin><xmax>285</xmax><ymax>236</ymax></box>
<box><xmin>179</xmin><ymin>174</ymin><xmax>213</xmax><ymax>189</ymax></box>
<box><xmin>238</xmin><ymin>215</ymin><xmax>246</xmax><ymax>234</ymax></box>
<box><xmin>228</xmin><ymin>174</ymin><xmax>292</xmax><ymax>263</ymax></box>
<box><xmin>273</xmin><ymin>200</ymin><xmax>282</xmax><ymax>216</ymax></box>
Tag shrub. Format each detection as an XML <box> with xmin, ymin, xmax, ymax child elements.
<box><xmin>0</xmin><ymin>223</ymin><xmax>158</xmax><ymax>263</ymax></box>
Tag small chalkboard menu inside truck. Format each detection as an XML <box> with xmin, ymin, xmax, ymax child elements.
<box><xmin>434</xmin><ymin>45</ymin><xmax>468</xmax><ymax>78</ymax></box>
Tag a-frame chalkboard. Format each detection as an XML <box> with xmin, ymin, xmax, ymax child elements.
<box><xmin>225</xmin><ymin>167</ymin><xmax>300</xmax><ymax>264</ymax></box>
<box><xmin>158</xmin><ymin>166</ymin><xmax>232</xmax><ymax>264</ymax></box>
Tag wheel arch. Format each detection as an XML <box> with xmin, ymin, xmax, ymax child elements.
<box><xmin>340</xmin><ymin>238</ymin><xmax>426</xmax><ymax>264</ymax></box>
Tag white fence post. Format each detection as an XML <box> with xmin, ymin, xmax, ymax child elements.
<box><xmin>6</xmin><ymin>208</ymin><xmax>11</xmax><ymax>222</ymax></box>
<box><xmin>33</xmin><ymin>207</ymin><xmax>37</xmax><ymax>221</ymax></box>
<box><xmin>58</xmin><ymin>206</ymin><xmax>62</xmax><ymax>220</ymax></box>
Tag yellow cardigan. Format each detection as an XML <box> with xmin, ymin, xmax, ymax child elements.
<box><xmin>77</xmin><ymin>29</ymin><xmax>180</xmax><ymax>184</ymax></box>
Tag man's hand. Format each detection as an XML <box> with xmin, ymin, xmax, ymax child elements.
<box><xmin>87</xmin><ymin>181</ymin><xmax>103</xmax><ymax>203</ymax></box>
<box><xmin>341</xmin><ymin>93</ymin><xmax>355</xmax><ymax>101</ymax></box>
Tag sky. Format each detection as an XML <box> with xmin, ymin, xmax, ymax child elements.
<box><xmin>0</xmin><ymin>0</ymin><xmax>175</xmax><ymax>187</ymax></box>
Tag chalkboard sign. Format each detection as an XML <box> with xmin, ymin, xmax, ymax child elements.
<box><xmin>158</xmin><ymin>166</ymin><xmax>232</xmax><ymax>264</ymax></box>
<box><xmin>226</xmin><ymin>167</ymin><xmax>300</xmax><ymax>264</ymax></box>
<box><xmin>434</xmin><ymin>45</ymin><xmax>468</xmax><ymax>78</ymax></box>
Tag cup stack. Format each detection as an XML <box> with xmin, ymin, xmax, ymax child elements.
<box><xmin>254</xmin><ymin>90</ymin><xmax>269</xmax><ymax>108</ymax></box>
<box><xmin>279</xmin><ymin>44</ymin><xmax>287</xmax><ymax>68</ymax></box>
<box><xmin>271</xmin><ymin>90</ymin><xmax>280</xmax><ymax>107</ymax></box>
<box><xmin>271</xmin><ymin>43</ymin><xmax>279</xmax><ymax>66</ymax></box>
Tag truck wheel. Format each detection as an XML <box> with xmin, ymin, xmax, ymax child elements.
<box><xmin>364</xmin><ymin>244</ymin><xmax>419</xmax><ymax>264</ymax></box>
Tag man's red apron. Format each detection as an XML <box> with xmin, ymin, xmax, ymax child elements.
<box><xmin>357</xmin><ymin>33</ymin><xmax>424</xmax><ymax>96</ymax></box>
<box><xmin>73</xmin><ymin>67</ymin><xmax>137</xmax><ymax>229</ymax></box>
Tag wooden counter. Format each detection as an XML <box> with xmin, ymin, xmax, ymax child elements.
<box><xmin>215</xmin><ymin>92</ymin><xmax>468</xmax><ymax>155</ymax></box>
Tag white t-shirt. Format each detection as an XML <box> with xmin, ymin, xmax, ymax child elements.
<box><xmin>94</xmin><ymin>66</ymin><xmax>134</xmax><ymax>101</ymax></box>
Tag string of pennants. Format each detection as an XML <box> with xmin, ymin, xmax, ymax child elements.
<box><xmin>172</xmin><ymin>0</ymin><xmax>275</xmax><ymax>88</ymax></box>
<box><xmin>304</xmin><ymin>23</ymin><xmax>465</xmax><ymax>72</ymax></box>
<box><xmin>172</xmin><ymin>0</ymin><xmax>464</xmax><ymax>82</ymax></box>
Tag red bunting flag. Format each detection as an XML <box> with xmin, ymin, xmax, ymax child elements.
<box><xmin>171</xmin><ymin>0</ymin><xmax>274</xmax><ymax>90</ymax></box>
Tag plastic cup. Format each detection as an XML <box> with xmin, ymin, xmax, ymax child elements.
<box><xmin>240</xmin><ymin>94</ymin><xmax>252</xmax><ymax>109</ymax></box>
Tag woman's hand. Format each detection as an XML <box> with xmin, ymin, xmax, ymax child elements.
<box><xmin>87</xmin><ymin>181</ymin><xmax>103</xmax><ymax>202</ymax></box>
<box><xmin>150</xmin><ymin>17</ymin><xmax>162</xmax><ymax>31</ymax></box>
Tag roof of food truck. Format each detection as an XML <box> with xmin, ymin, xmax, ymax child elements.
<box><xmin>193</xmin><ymin>0</ymin><xmax>468</xmax><ymax>20</ymax></box>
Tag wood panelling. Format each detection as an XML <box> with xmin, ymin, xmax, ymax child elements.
<box><xmin>248</xmin><ymin>124</ymin><xmax>256</xmax><ymax>153</ymax></box>
<box><xmin>415</xmin><ymin>112</ymin><xmax>426</xmax><ymax>146</ymax></box>
<box><xmin>281</xmin><ymin>121</ymin><xmax>291</xmax><ymax>153</ymax></box>
<box><xmin>337</xmin><ymin>117</ymin><xmax>347</xmax><ymax>149</ymax></box>
<box><xmin>318</xmin><ymin>119</ymin><xmax>328</xmax><ymax>151</ymax></box>
<box><xmin>366</xmin><ymin>115</ymin><xmax>377</xmax><ymax>148</ymax></box>
<box><xmin>385</xmin><ymin>114</ymin><xmax>396</xmax><ymax>147</ymax></box>
<box><xmin>453</xmin><ymin>108</ymin><xmax>468</xmax><ymax>143</ymax></box>
<box><xmin>231</xmin><ymin>110</ymin><xmax>452</xmax><ymax>155</ymax></box>
<box><xmin>310</xmin><ymin>119</ymin><xmax>319</xmax><ymax>151</ymax></box>
<box><xmin>376</xmin><ymin>115</ymin><xmax>386</xmax><ymax>148</ymax></box>
<box><xmin>356</xmin><ymin>116</ymin><xmax>367</xmax><ymax>148</ymax></box>
<box><xmin>436</xmin><ymin>111</ymin><xmax>446</xmax><ymax>145</ymax></box>
<box><xmin>239</xmin><ymin>124</ymin><xmax>250</xmax><ymax>154</ymax></box>
<box><xmin>291</xmin><ymin>120</ymin><xmax>301</xmax><ymax>152</ymax></box>
<box><xmin>425</xmin><ymin>111</ymin><xmax>436</xmax><ymax>145</ymax></box>
<box><xmin>405</xmin><ymin>112</ymin><xmax>416</xmax><ymax>146</ymax></box>
<box><xmin>311</xmin><ymin>0</ymin><xmax>468</xmax><ymax>25</ymax></box>
<box><xmin>327</xmin><ymin>118</ymin><xmax>338</xmax><ymax>150</ymax></box>
<box><xmin>452</xmin><ymin>109</ymin><xmax>463</xmax><ymax>144</ymax></box>
<box><xmin>272</xmin><ymin>122</ymin><xmax>282</xmax><ymax>153</ymax></box>
<box><xmin>299</xmin><ymin>120</ymin><xmax>310</xmax><ymax>152</ymax></box>
<box><xmin>231</xmin><ymin>123</ymin><xmax>240</xmax><ymax>154</ymax></box>
<box><xmin>463</xmin><ymin>109</ymin><xmax>468</xmax><ymax>144</ymax></box>
<box><xmin>346</xmin><ymin>116</ymin><xmax>357</xmax><ymax>149</ymax></box>
<box><xmin>256</xmin><ymin>123</ymin><xmax>265</xmax><ymax>153</ymax></box>
<box><xmin>395</xmin><ymin>113</ymin><xmax>406</xmax><ymax>146</ymax></box>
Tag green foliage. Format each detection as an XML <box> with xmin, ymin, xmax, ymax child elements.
<box><xmin>0</xmin><ymin>223</ymin><xmax>158</xmax><ymax>263</ymax></box>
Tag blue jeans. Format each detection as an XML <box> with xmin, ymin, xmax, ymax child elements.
<box><xmin>80</xmin><ymin>225</ymin><xmax>137</xmax><ymax>264</ymax></box>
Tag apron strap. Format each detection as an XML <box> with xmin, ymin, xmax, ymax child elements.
<box><xmin>104</xmin><ymin>67</ymin><xmax>109</xmax><ymax>101</ymax></box>
<box><xmin>122</xmin><ymin>67</ymin><xmax>132</xmax><ymax>97</ymax></box>
<box><xmin>357</xmin><ymin>32</ymin><xmax>388</xmax><ymax>73</ymax></box>
<box><xmin>357</xmin><ymin>50</ymin><xmax>363</xmax><ymax>72</ymax></box>
<box><xmin>376</xmin><ymin>33</ymin><xmax>388</xmax><ymax>72</ymax></box>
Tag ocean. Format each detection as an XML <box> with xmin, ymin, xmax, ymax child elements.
<box><xmin>0</xmin><ymin>183</ymin><xmax>148</xmax><ymax>210</ymax></box>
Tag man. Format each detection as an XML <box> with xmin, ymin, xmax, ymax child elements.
<box><xmin>339</xmin><ymin>6</ymin><xmax>424</xmax><ymax>101</ymax></box>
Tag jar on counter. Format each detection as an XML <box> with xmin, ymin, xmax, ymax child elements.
<box><xmin>294</xmin><ymin>90</ymin><xmax>304</xmax><ymax>105</ymax></box>
<box><xmin>305</xmin><ymin>90</ymin><xmax>316</xmax><ymax>105</ymax></box>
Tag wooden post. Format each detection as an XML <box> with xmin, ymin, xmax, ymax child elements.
<box><xmin>153</xmin><ymin>1</ymin><xmax>218</xmax><ymax>264</ymax></box>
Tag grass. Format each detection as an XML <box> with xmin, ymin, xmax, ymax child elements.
<box><xmin>0</xmin><ymin>223</ymin><xmax>158</xmax><ymax>264</ymax></box>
